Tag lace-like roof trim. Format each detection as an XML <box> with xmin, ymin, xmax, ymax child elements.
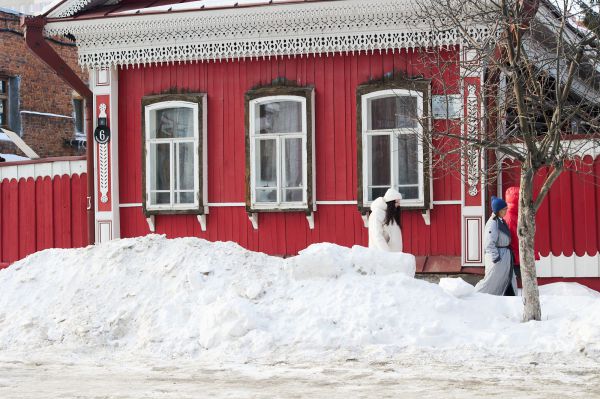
<box><xmin>45</xmin><ymin>0</ymin><xmax>493</xmax><ymax>68</ymax></box>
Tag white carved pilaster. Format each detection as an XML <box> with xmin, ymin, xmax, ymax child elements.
<box><xmin>466</xmin><ymin>84</ymin><xmax>479</xmax><ymax>197</ymax></box>
<box><xmin>92</xmin><ymin>68</ymin><xmax>120</xmax><ymax>244</ymax></box>
<box><xmin>99</xmin><ymin>143</ymin><xmax>109</xmax><ymax>203</ymax></box>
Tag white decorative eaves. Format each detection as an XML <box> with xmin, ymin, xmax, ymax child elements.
<box><xmin>45</xmin><ymin>0</ymin><xmax>493</xmax><ymax>69</ymax></box>
<box><xmin>498</xmin><ymin>139</ymin><xmax>600</xmax><ymax>161</ymax></box>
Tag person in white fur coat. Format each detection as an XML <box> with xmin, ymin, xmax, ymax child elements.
<box><xmin>368</xmin><ymin>188</ymin><xmax>403</xmax><ymax>252</ymax></box>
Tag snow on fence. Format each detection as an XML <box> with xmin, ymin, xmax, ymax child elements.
<box><xmin>0</xmin><ymin>156</ymin><xmax>88</xmax><ymax>268</ymax></box>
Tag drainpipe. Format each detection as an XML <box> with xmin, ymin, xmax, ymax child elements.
<box><xmin>21</xmin><ymin>16</ymin><xmax>95</xmax><ymax>246</ymax></box>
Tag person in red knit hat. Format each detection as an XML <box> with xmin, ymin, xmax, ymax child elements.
<box><xmin>503</xmin><ymin>186</ymin><xmax>540</xmax><ymax>270</ymax></box>
<box><xmin>503</xmin><ymin>187</ymin><xmax>521</xmax><ymax>265</ymax></box>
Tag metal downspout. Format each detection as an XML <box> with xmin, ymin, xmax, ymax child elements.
<box><xmin>22</xmin><ymin>16</ymin><xmax>95</xmax><ymax>245</ymax></box>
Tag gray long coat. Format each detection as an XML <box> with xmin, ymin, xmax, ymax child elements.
<box><xmin>474</xmin><ymin>216</ymin><xmax>518</xmax><ymax>296</ymax></box>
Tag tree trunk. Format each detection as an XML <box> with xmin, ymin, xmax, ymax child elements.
<box><xmin>518</xmin><ymin>166</ymin><xmax>542</xmax><ymax>322</ymax></box>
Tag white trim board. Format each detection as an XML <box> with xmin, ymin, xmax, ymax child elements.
<box><xmin>120</xmin><ymin>200</ymin><xmax>462</xmax><ymax>208</ymax></box>
<box><xmin>537</xmin><ymin>254</ymin><xmax>600</xmax><ymax>278</ymax></box>
<box><xmin>0</xmin><ymin>159</ymin><xmax>86</xmax><ymax>181</ymax></box>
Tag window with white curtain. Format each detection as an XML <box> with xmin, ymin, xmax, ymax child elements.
<box><xmin>246</xmin><ymin>87</ymin><xmax>315</xmax><ymax>212</ymax></box>
<box><xmin>358</xmin><ymin>83</ymin><xmax>430</xmax><ymax>210</ymax></box>
<box><xmin>142</xmin><ymin>94</ymin><xmax>207</xmax><ymax>214</ymax></box>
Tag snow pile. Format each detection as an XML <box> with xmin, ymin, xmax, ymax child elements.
<box><xmin>291</xmin><ymin>243</ymin><xmax>352</xmax><ymax>280</ymax></box>
<box><xmin>291</xmin><ymin>243</ymin><xmax>415</xmax><ymax>280</ymax></box>
<box><xmin>350</xmin><ymin>245</ymin><xmax>416</xmax><ymax>276</ymax></box>
<box><xmin>538</xmin><ymin>282</ymin><xmax>600</xmax><ymax>298</ymax></box>
<box><xmin>439</xmin><ymin>277</ymin><xmax>475</xmax><ymax>298</ymax></box>
<box><xmin>0</xmin><ymin>235</ymin><xmax>599</xmax><ymax>362</ymax></box>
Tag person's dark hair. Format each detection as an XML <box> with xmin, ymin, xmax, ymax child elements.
<box><xmin>383</xmin><ymin>200</ymin><xmax>401</xmax><ymax>228</ymax></box>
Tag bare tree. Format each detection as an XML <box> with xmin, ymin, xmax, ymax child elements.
<box><xmin>416</xmin><ymin>0</ymin><xmax>600</xmax><ymax>321</ymax></box>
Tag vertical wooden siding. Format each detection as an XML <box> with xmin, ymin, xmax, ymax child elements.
<box><xmin>118</xmin><ymin>49</ymin><xmax>463</xmax><ymax>256</ymax></box>
<box><xmin>502</xmin><ymin>156</ymin><xmax>600</xmax><ymax>257</ymax></box>
<box><xmin>0</xmin><ymin>173</ymin><xmax>87</xmax><ymax>265</ymax></box>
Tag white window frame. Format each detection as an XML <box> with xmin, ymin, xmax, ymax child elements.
<box><xmin>361</xmin><ymin>89</ymin><xmax>425</xmax><ymax>208</ymax></box>
<box><xmin>249</xmin><ymin>95</ymin><xmax>308</xmax><ymax>210</ymax></box>
<box><xmin>144</xmin><ymin>100</ymin><xmax>201</xmax><ymax>212</ymax></box>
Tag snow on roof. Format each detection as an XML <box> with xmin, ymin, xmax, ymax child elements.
<box><xmin>46</xmin><ymin>0</ymin><xmax>330</xmax><ymax>18</ymax></box>
<box><xmin>112</xmin><ymin>0</ymin><xmax>311</xmax><ymax>16</ymax></box>
<box><xmin>0</xmin><ymin>7</ymin><xmax>24</xmax><ymax>16</ymax></box>
<box><xmin>0</xmin><ymin>153</ymin><xmax>29</xmax><ymax>162</ymax></box>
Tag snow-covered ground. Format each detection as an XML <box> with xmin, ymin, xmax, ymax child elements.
<box><xmin>0</xmin><ymin>235</ymin><xmax>599</xmax><ymax>397</ymax></box>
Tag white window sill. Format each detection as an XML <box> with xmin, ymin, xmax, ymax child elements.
<box><xmin>146</xmin><ymin>205</ymin><xmax>201</xmax><ymax>213</ymax></box>
<box><xmin>250</xmin><ymin>202</ymin><xmax>309</xmax><ymax>211</ymax></box>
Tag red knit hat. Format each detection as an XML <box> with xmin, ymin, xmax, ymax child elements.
<box><xmin>505</xmin><ymin>186</ymin><xmax>519</xmax><ymax>208</ymax></box>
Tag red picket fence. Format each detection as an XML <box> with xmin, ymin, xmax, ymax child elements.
<box><xmin>0</xmin><ymin>158</ymin><xmax>87</xmax><ymax>268</ymax></box>
<box><xmin>502</xmin><ymin>155</ymin><xmax>600</xmax><ymax>257</ymax></box>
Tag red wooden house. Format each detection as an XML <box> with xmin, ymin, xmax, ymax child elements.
<box><xmin>4</xmin><ymin>0</ymin><xmax>598</xmax><ymax>289</ymax></box>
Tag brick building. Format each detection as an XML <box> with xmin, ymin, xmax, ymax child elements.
<box><xmin>0</xmin><ymin>7</ymin><xmax>86</xmax><ymax>159</ymax></box>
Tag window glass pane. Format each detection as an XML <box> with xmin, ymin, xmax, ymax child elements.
<box><xmin>284</xmin><ymin>188</ymin><xmax>303</xmax><ymax>202</ymax></box>
<box><xmin>369</xmin><ymin>95</ymin><xmax>418</xmax><ymax>130</ymax></box>
<box><xmin>397</xmin><ymin>186</ymin><xmax>419</xmax><ymax>200</ymax></box>
<box><xmin>150</xmin><ymin>143</ymin><xmax>170</xmax><ymax>204</ymax></box>
<box><xmin>368</xmin><ymin>134</ymin><xmax>390</xmax><ymax>186</ymax></box>
<box><xmin>367</xmin><ymin>134</ymin><xmax>391</xmax><ymax>202</ymax></box>
<box><xmin>151</xmin><ymin>192</ymin><xmax>170</xmax><ymax>205</ymax></box>
<box><xmin>0</xmin><ymin>100</ymin><xmax>5</xmax><ymax>126</ymax></box>
<box><xmin>257</xmin><ymin>101</ymin><xmax>302</xmax><ymax>134</ymax></box>
<box><xmin>256</xmin><ymin>139</ymin><xmax>277</xmax><ymax>188</ymax></box>
<box><xmin>178</xmin><ymin>192</ymin><xmax>195</xmax><ymax>204</ymax></box>
<box><xmin>176</xmin><ymin>142</ymin><xmax>195</xmax><ymax>191</ymax></box>
<box><xmin>256</xmin><ymin>189</ymin><xmax>277</xmax><ymax>203</ymax></box>
<box><xmin>74</xmin><ymin>99</ymin><xmax>84</xmax><ymax>133</ymax></box>
<box><xmin>369</xmin><ymin>187</ymin><xmax>388</xmax><ymax>201</ymax></box>
<box><xmin>284</xmin><ymin>138</ymin><xmax>303</xmax><ymax>189</ymax></box>
<box><xmin>397</xmin><ymin>134</ymin><xmax>419</xmax><ymax>185</ymax></box>
<box><xmin>152</xmin><ymin>107</ymin><xmax>194</xmax><ymax>138</ymax></box>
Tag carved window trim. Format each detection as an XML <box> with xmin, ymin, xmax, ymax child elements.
<box><xmin>245</xmin><ymin>85</ymin><xmax>315</xmax><ymax>214</ymax></box>
<box><xmin>141</xmin><ymin>93</ymin><xmax>208</xmax><ymax>216</ymax></box>
<box><xmin>356</xmin><ymin>78</ymin><xmax>431</xmax><ymax>213</ymax></box>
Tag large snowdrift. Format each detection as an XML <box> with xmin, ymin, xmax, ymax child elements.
<box><xmin>0</xmin><ymin>235</ymin><xmax>599</xmax><ymax>362</ymax></box>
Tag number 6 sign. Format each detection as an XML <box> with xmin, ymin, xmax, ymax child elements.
<box><xmin>94</xmin><ymin>103</ymin><xmax>111</xmax><ymax>144</ymax></box>
<box><xmin>94</xmin><ymin>125</ymin><xmax>110</xmax><ymax>144</ymax></box>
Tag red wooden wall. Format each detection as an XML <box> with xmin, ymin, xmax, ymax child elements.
<box><xmin>502</xmin><ymin>156</ymin><xmax>600</xmax><ymax>257</ymax></box>
<box><xmin>118</xmin><ymin>49</ymin><xmax>464</xmax><ymax>256</ymax></box>
<box><xmin>0</xmin><ymin>174</ymin><xmax>88</xmax><ymax>266</ymax></box>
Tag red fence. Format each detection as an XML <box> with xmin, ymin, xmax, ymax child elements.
<box><xmin>0</xmin><ymin>158</ymin><xmax>88</xmax><ymax>267</ymax></box>
<box><xmin>502</xmin><ymin>155</ymin><xmax>600</xmax><ymax>257</ymax></box>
